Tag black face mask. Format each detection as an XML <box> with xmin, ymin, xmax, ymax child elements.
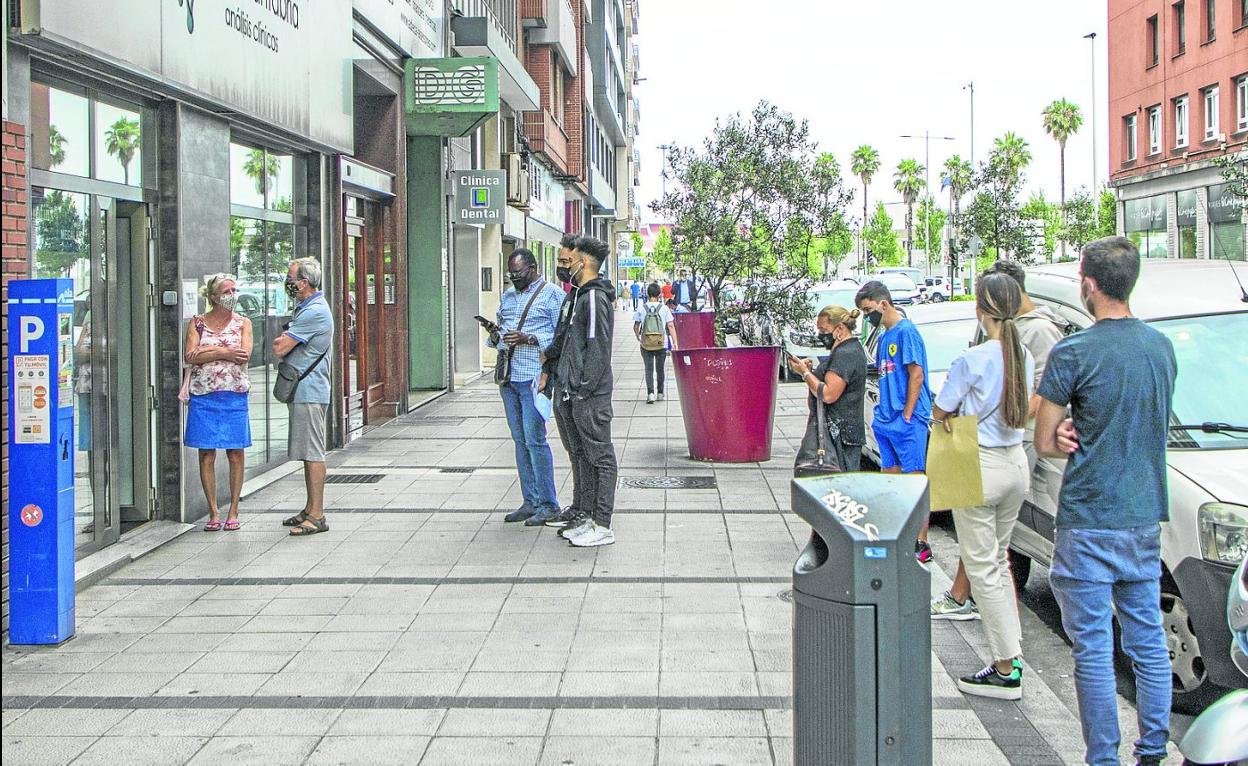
<box><xmin>509</xmin><ymin>270</ymin><xmax>534</xmax><ymax>292</ymax></box>
<box><xmin>556</xmin><ymin>266</ymin><xmax>572</xmax><ymax>283</ymax></box>
<box><xmin>284</xmin><ymin>277</ymin><xmax>301</xmax><ymax>300</ymax></box>
<box><xmin>817</xmin><ymin>333</ymin><xmax>836</xmax><ymax>350</ymax></box>
<box><xmin>866</xmin><ymin>310</ymin><xmax>883</xmax><ymax>328</ymax></box>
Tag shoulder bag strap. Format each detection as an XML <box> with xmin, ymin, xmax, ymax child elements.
<box><xmin>815</xmin><ymin>382</ymin><xmax>829</xmax><ymax>464</ymax></box>
<box><xmin>508</xmin><ymin>281</ymin><xmax>546</xmax><ymax>358</ymax></box>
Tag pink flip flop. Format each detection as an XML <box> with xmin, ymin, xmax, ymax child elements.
<box><xmin>223</xmin><ymin>519</ymin><xmax>241</xmax><ymax>531</ymax></box>
<box><xmin>204</xmin><ymin>519</ymin><xmax>222</xmax><ymax>532</ymax></box>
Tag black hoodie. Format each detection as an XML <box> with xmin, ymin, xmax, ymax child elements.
<box><xmin>555</xmin><ymin>277</ymin><xmax>616</xmax><ymax>399</ymax></box>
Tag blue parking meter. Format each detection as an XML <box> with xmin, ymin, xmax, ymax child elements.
<box><xmin>7</xmin><ymin>278</ymin><xmax>75</xmax><ymax>644</ymax></box>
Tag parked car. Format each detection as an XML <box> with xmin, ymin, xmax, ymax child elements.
<box><xmin>1008</xmin><ymin>259</ymin><xmax>1247</xmax><ymax>713</ymax></box>
<box><xmin>920</xmin><ymin>275</ymin><xmax>960</xmax><ymax>301</ymax></box>
<box><xmin>867</xmin><ymin>272</ymin><xmax>921</xmax><ymax>305</ymax></box>
<box><xmin>773</xmin><ymin>281</ymin><xmax>863</xmax><ymax>379</ymax></box>
<box><xmin>860</xmin><ymin>301</ymin><xmax>978</xmax><ymax>463</ymax></box>
<box><xmin>877</xmin><ymin>266</ymin><xmax>924</xmax><ymax>287</ymax></box>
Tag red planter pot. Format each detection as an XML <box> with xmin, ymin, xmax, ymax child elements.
<box><xmin>672</xmin><ymin>346</ymin><xmax>781</xmax><ymax>463</ymax></box>
<box><xmin>672</xmin><ymin>311</ymin><xmax>716</xmax><ymax>349</ymax></box>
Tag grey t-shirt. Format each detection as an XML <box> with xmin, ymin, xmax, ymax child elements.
<box><xmin>283</xmin><ymin>292</ymin><xmax>334</xmax><ymax>404</ymax></box>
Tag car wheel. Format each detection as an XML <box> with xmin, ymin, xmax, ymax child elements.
<box><xmin>1159</xmin><ymin>582</ymin><xmax>1224</xmax><ymax>715</ymax></box>
<box><xmin>932</xmin><ymin>292</ymin><xmax>945</xmax><ymax>302</ymax></box>
<box><xmin>1008</xmin><ymin>549</ymin><xmax>1032</xmax><ymax>592</ymax></box>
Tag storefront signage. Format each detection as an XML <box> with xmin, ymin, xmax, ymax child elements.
<box><xmin>1176</xmin><ymin>190</ymin><xmax>1199</xmax><ymax>227</ymax></box>
<box><xmin>453</xmin><ymin>170</ymin><xmax>506</xmax><ymax>223</ymax></box>
<box><xmin>353</xmin><ymin>0</ymin><xmax>443</xmax><ymax>58</ymax></box>
<box><xmin>22</xmin><ymin>0</ymin><xmax>353</xmax><ymax>152</ymax></box>
<box><xmin>1125</xmin><ymin>195</ymin><xmax>1166</xmax><ymax>232</ymax></box>
<box><xmin>1207</xmin><ymin>183</ymin><xmax>1245</xmax><ymax>224</ymax></box>
<box><xmin>404</xmin><ymin>56</ymin><xmax>499</xmax><ymax>136</ymax></box>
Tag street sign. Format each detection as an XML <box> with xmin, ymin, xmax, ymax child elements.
<box><xmin>452</xmin><ymin>170</ymin><xmax>506</xmax><ymax>223</ymax></box>
<box><xmin>7</xmin><ymin>278</ymin><xmax>76</xmax><ymax>645</ymax></box>
<box><xmin>618</xmin><ymin>257</ymin><xmax>645</xmax><ymax>268</ymax></box>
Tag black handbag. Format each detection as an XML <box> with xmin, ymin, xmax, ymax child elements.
<box><xmin>273</xmin><ymin>348</ymin><xmax>328</xmax><ymax>404</ymax></box>
<box><xmin>794</xmin><ymin>383</ymin><xmax>846</xmax><ymax>478</ymax></box>
<box><xmin>495</xmin><ymin>281</ymin><xmax>545</xmax><ymax>385</ymax></box>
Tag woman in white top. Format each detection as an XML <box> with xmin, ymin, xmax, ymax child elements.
<box><xmin>183</xmin><ymin>274</ymin><xmax>253</xmax><ymax>531</ymax></box>
<box><xmin>931</xmin><ymin>272</ymin><xmax>1034</xmax><ymax>701</ymax></box>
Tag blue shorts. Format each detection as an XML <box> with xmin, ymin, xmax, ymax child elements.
<box><xmin>873</xmin><ymin>417</ymin><xmax>928</xmax><ymax>472</ymax></box>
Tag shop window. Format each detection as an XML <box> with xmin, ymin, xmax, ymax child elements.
<box><xmin>30</xmin><ymin>82</ymin><xmax>90</xmax><ymax>178</ymax></box>
<box><xmin>1176</xmin><ymin>190</ymin><xmax>1198</xmax><ymax>258</ymax></box>
<box><xmin>1124</xmin><ymin>195</ymin><xmax>1169</xmax><ymax>258</ymax></box>
<box><xmin>1208</xmin><ymin>183</ymin><xmax>1246</xmax><ymax>261</ymax></box>
<box><xmin>93</xmin><ymin>100</ymin><xmax>143</xmax><ymax>187</ymax></box>
<box><xmin>230</xmin><ymin>143</ymin><xmax>292</xmax><ymax>211</ymax></box>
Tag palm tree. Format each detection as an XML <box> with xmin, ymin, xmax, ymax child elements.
<box><xmin>893</xmin><ymin>158</ymin><xmax>925</xmax><ymax>267</ymax></box>
<box><xmin>941</xmin><ymin>154</ymin><xmax>974</xmax><ymax>261</ymax></box>
<box><xmin>242</xmin><ymin>148</ymin><xmax>279</xmax><ymax>198</ymax></box>
<box><xmin>1041</xmin><ymin>99</ymin><xmax>1084</xmax><ymax>258</ymax></box>
<box><xmin>850</xmin><ymin>145</ymin><xmax>880</xmax><ymax>271</ymax></box>
<box><xmin>104</xmin><ymin>117</ymin><xmax>141</xmax><ymax>185</ymax></box>
<box><xmin>991</xmin><ymin>132</ymin><xmax>1033</xmax><ymax>193</ymax></box>
<box><xmin>48</xmin><ymin>124</ymin><xmax>66</xmax><ymax>168</ymax></box>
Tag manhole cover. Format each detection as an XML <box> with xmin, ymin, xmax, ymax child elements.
<box><xmin>620</xmin><ymin>476</ymin><xmax>717</xmax><ymax>490</ymax></box>
<box><xmin>777</xmin><ymin>589</ymin><xmax>794</xmax><ymax>603</ymax></box>
<box><xmin>438</xmin><ymin>467</ymin><xmax>476</xmax><ymax>474</ymax></box>
<box><xmin>325</xmin><ymin>474</ymin><xmax>384</xmax><ymax>484</ymax></box>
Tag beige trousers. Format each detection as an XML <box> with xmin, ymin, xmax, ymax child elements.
<box><xmin>953</xmin><ymin>443</ymin><xmax>1030</xmax><ymax>662</ymax></box>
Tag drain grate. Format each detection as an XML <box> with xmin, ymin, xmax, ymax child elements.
<box><xmin>438</xmin><ymin>467</ymin><xmax>476</xmax><ymax>474</ymax></box>
<box><xmin>325</xmin><ymin>474</ymin><xmax>384</xmax><ymax>485</ymax></box>
<box><xmin>620</xmin><ymin>476</ymin><xmax>718</xmax><ymax>490</ymax></box>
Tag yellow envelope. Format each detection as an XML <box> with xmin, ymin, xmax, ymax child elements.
<box><xmin>926</xmin><ymin>415</ymin><xmax>985</xmax><ymax>510</ymax></box>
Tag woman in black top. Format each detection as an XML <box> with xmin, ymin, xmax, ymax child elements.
<box><xmin>789</xmin><ymin>305</ymin><xmax>868</xmax><ymax>473</ymax></box>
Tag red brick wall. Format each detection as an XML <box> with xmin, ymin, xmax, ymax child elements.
<box><xmin>2</xmin><ymin>120</ymin><xmax>31</xmax><ymax>636</ymax></box>
<box><xmin>564</xmin><ymin>0</ymin><xmax>587</xmax><ymax>185</ymax></box>
<box><xmin>1108</xmin><ymin>0</ymin><xmax>1248</xmax><ymax>181</ymax></box>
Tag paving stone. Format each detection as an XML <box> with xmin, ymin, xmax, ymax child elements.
<box><xmin>186</xmin><ymin>735</ymin><xmax>320</xmax><ymax>766</ymax></box>
<box><xmin>328</xmin><ymin>709</ymin><xmax>445</xmax><ymax>736</ymax></box>
<box><xmin>307</xmin><ymin>735</ymin><xmax>432</xmax><ymax>765</ymax></box>
<box><xmin>106</xmin><ymin>708</ymin><xmax>237</xmax><ymax>737</ymax></box>
<box><xmin>658</xmin><ymin>736</ymin><xmax>774</xmax><ymax>765</ymax></box>
<box><xmin>438</xmin><ymin>708</ymin><xmax>551</xmax><ymax>736</ymax></box>
<box><xmin>70</xmin><ymin>735</ymin><xmax>210</xmax><ymax>765</ymax></box>
<box><xmin>1</xmin><ymin>708</ymin><xmax>131</xmax><ymax>736</ymax></box>
<box><xmin>418</xmin><ymin>736</ymin><xmax>542</xmax><ymax>766</ymax></box>
<box><xmin>660</xmin><ymin>709</ymin><xmax>769</xmax><ymax>737</ymax></box>
<box><xmin>548</xmin><ymin>709</ymin><xmax>659</xmax><ymax>737</ymax></box>
<box><xmin>0</xmin><ymin>735</ymin><xmax>97</xmax><ymax>765</ymax></box>
<box><xmin>538</xmin><ymin>735</ymin><xmax>658</xmax><ymax>766</ymax></box>
<box><xmin>218</xmin><ymin>708</ymin><xmax>342</xmax><ymax>735</ymax></box>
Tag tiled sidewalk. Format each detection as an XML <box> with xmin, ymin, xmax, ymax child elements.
<box><xmin>4</xmin><ymin>308</ymin><xmax>1122</xmax><ymax>765</ymax></box>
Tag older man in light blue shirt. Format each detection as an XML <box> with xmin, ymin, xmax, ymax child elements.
<box><xmin>490</xmin><ymin>249</ymin><xmax>566</xmax><ymax>525</ymax></box>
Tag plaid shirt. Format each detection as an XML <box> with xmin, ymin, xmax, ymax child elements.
<box><xmin>490</xmin><ymin>277</ymin><xmax>565</xmax><ymax>383</ymax></box>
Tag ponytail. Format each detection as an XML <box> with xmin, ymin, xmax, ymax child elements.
<box><xmin>976</xmin><ymin>272</ymin><xmax>1028</xmax><ymax>429</ymax></box>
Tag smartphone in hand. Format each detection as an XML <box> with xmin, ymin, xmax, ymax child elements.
<box><xmin>474</xmin><ymin>315</ymin><xmax>500</xmax><ymax>334</ymax></box>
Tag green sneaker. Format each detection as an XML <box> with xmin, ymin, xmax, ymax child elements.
<box><xmin>957</xmin><ymin>664</ymin><xmax>1022</xmax><ymax>700</ymax></box>
<box><xmin>930</xmin><ymin>590</ymin><xmax>980</xmax><ymax>621</ymax></box>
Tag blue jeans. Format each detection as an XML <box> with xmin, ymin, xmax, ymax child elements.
<box><xmin>500</xmin><ymin>380</ymin><xmax>559</xmax><ymax>514</ymax></box>
<box><xmin>1050</xmin><ymin>525</ymin><xmax>1171</xmax><ymax>765</ymax></box>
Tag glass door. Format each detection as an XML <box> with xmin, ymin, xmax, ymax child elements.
<box><xmin>342</xmin><ymin>196</ymin><xmax>366</xmax><ymax>435</ymax></box>
<box><xmin>363</xmin><ymin>201</ymin><xmax>386</xmax><ymax>417</ymax></box>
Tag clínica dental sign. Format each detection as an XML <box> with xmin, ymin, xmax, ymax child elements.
<box><xmin>453</xmin><ymin>170</ymin><xmax>506</xmax><ymax>224</ymax></box>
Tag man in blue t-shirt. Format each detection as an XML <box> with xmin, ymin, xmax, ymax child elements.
<box><xmin>856</xmin><ymin>280</ymin><xmax>934</xmax><ymax>561</ymax></box>
<box><xmin>1035</xmin><ymin>237</ymin><xmax>1176</xmax><ymax>766</ymax></box>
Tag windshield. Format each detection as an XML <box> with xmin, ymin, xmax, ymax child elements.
<box><xmin>1151</xmin><ymin>313</ymin><xmax>1248</xmax><ymax>449</ymax></box>
<box><xmin>916</xmin><ymin>319</ymin><xmax>978</xmax><ymax>372</ymax></box>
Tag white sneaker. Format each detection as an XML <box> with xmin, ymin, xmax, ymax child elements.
<box><xmin>656</xmin><ymin>392</ymin><xmax>665</xmax><ymax>401</ymax></box>
<box><xmin>559</xmin><ymin>518</ymin><xmax>595</xmax><ymax>540</ymax></box>
<box><xmin>647</xmin><ymin>393</ymin><xmax>656</xmax><ymax>404</ymax></box>
<box><xmin>569</xmin><ymin>525</ymin><xmax>615</xmax><ymax>547</ymax></box>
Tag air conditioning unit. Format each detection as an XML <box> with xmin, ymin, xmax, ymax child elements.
<box><xmin>505</xmin><ymin>153</ymin><xmax>530</xmax><ymax>208</ymax></box>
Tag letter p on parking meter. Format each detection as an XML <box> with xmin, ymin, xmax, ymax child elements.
<box><xmin>7</xmin><ymin>279</ymin><xmax>76</xmax><ymax>644</ymax></box>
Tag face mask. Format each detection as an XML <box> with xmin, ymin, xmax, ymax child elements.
<box><xmin>285</xmin><ymin>277</ymin><xmax>301</xmax><ymax>300</ymax></box>
<box><xmin>817</xmin><ymin>332</ymin><xmax>836</xmax><ymax>350</ymax></box>
<box><xmin>219</xmin><ymin>293</ymin><xmax>239</xmax><ymax>312</ymax></box>
<box><xmin>509</xmin><ymin>271</ymin><xmax>533</xmax><ymax>292</ymax></box>
<box><xmin>866</xmin><ymin>310</ymin><xmax>882</xmax><ymax>328</ymax></box>
<box><xmin>556</xmin><ymin>266</ymin><xmax>572</xmax><ymax>283</ymax></box>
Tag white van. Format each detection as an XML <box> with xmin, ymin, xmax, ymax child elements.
<box><xmin>1010</xmin><ymin>259</ymin><xmax>1247</xmax><ymax>713</ymax></box>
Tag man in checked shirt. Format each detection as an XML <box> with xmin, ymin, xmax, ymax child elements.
<box><xmin>490</xmin><ymin>248</ymin><xmax>567</xmax><ymax>526</ymax></box>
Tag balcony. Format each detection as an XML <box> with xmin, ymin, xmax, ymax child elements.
<box><xmin>520</xmin><ymin>0</ymin><xmax>547</xmax><ymax>26</ymax></box>
<box><xmin>451</xmin><ymin>0</ymin><xmax>541</xmax><ymax>111</ymax></box>
<box><xmin>522</xmin><ymin>109</ymin><xmax>572</xmax><ymax>176</ymax></box>
<box><xmin>526</xmin><ymin>0</ymin><xmax>578</xmax><ymax>76</ymax></box>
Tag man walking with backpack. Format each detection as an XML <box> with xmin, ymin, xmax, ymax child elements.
<box><xmin>634</xmin><ymin>283</ymin><xmax>678</xmax><ymax>404</ymax></box>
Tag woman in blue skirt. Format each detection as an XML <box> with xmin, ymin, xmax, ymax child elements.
<box><xmin>183</xmin><ymin>273</ymin><xmax>253</xmax><ymax>531</ymax></box>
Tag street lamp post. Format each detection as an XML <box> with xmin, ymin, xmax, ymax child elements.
<box><xmin>1084</xmin><ymin>32</ymin><xmax>1098</xmax><ymax>194</ymax></box>
<box><xmin>963</xmin><ymin>82</ymin><xmax>975</xmax><ymax>168</ymax></box>
<box><xmin>899</xmin><ymin>132</ymin><xmax>957</xmax><ymax>268</ymax></box>
<box><xmin>658</xmin><ymin>143</ymin><xmax>672</xmax><ymax>199</ymax></box>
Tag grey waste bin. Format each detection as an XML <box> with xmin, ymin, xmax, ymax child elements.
<box><xmin>790</xmin><ymin>473</ymin><xmax>932</xmax><ymax>766</ymax></box>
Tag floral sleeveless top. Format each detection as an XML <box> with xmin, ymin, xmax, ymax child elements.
<box><xmin>189</xmin><ymin>313</ymin><xmax>251</xmax><ymax>395</ymax></box>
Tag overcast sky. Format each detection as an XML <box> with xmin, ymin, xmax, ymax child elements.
<box><xmin>633</xmin><ymin>0</ymin><xmax>1110</xmax><ymax>229</ymax></box>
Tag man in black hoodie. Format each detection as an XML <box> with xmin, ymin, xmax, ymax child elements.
<box><xmin>554</xmin><ymin>236</ymin><xmax>618</xmax><ymax>547</ymax></box>
<box><xmin>540</xmin><ymin>235</ymin><xmax>585</xmax><ymax>530</ymax></box>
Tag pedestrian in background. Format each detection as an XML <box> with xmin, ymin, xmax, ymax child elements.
<box><xmin>274</xmin><ymin>257</ymin><xmax>335</xmax><ymax>537</ymax></box>
<box><xmin>541</xmin><ymin>234</ymin><xmax>586</xmax><ymax>530</ymax></box>
<box><xmin>673</xmin><ymin>269</ymin><xmax>696</xmax><ymax>309</ymax></box>
<box><xmin>661</xmin><ymin>280</ymin><xmax>673</xmax><ymax>302</ymax></box>
<box><xmin>182</xmin><ymin>273</ymin><xmax>252</xmax><ymax>532</ymax></box>
<box><xmin>931</xmin><ymin>273</ymin><xmax>1034</xmax><ymax>700</ymax></box>
<box><xmin>555</xmin><ymin>236</ymin><xmax>619</xmax><ymax>548</ymax></box>
<box><xmin>933</xmin><ymin>259</ymin><xmax>1067</xmax><ymax>621</ymax></box>
<box><xmin>1035</xmin><ymin>238</ymin><xmax>1175</xmax><ymax>766</ymax></box>
<box><xmin>630</xmin><ymin>279</ymin><xmax>642</xmax><ymax>311</ymax></box>
<box><xmin>854</xmin><ymin>280</ymin><xmax>934</xmax><ymax>562</ymax></box>
<box><xmin>491</xmin><ymin>249</ymin><xmax>565</xmax><ymax>526</ymax></box>
<box><xmin>789</xmin><ymin>305</ymin><xmax>867</xmax><ymax>473</ymax></box>
<box><xmin>667</xmin><ymin>298</ymin><xmax>688</xmax><ymax>315</ymax></box>
<box><xmin>633</xmin><ymin>282</ymin><xmax>678</xmax><ymax>403</ymax></box>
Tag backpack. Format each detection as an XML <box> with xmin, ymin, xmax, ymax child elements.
<box><xmin>640</xmin><ymin>304</ymin><xmax>667</xmax><ymax>351</ymax></box>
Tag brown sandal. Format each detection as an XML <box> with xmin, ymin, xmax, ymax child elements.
<box><xmin>288</xmin><ymin>515</ymin><xmax>328</xmax><ymax>536</ymax></box>
<box><xmin>282</xmin><ymin>510</ymin><xmax>308</xmax><ymax>527</ymax></box>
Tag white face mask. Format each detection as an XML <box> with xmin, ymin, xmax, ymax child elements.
<box><xmin>219</xmin><ymin>293</ymin><xmax>239</xmax><ymax>312</ymax></box>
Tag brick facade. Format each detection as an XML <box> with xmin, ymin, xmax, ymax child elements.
<box><xmin>2</xmin><ymin>119</ymin><xmax>31</xmax><ymax>636</ymax></box>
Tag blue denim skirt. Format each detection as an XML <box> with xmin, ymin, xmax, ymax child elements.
<box><xmin>185</xmin><ymin>391</ymin><xmax>252</xmax><ymax>450</ymax></box>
